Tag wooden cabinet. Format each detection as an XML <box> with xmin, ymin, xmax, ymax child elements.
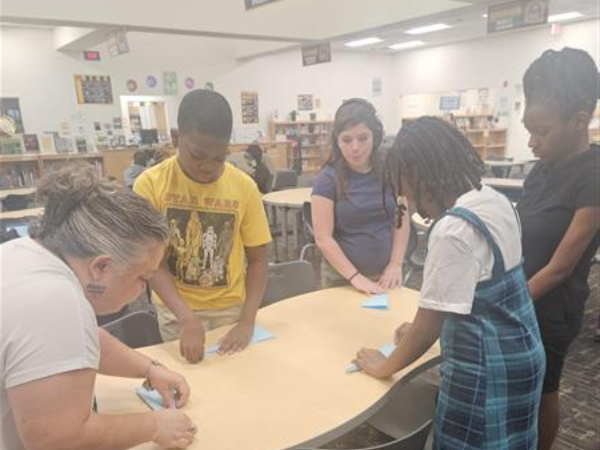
<box><xmin>269</xmin><ymin>120</ymin><xmax>333</xmax><ymax>173</ymax></box>
<box><xmin>0</xmin><ymin>153</ymin><xmax>104</xmax><ymax>190</ymax></box>
<box><xmin>402</xmin><ymin>114</ymin><xmax>507</xmax><ymax>160</ymax></box>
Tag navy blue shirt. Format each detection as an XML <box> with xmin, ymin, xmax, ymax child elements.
<box><xmin>312</xmin><ymin>164</ymin><xmax>397</xmax><ymax>276</ymax></box>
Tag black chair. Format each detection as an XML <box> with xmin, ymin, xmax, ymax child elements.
<box><xmin>101</xmin><ymin>310</ymin><xmax>163</xmax><ymax>349</ymax></box>
<box><xmin>262</xmin><ymin>260</ymin><xmax>317</xmax><ymax>307</ymax></box>
<box><xmin>300</xmin><ymin>201</ymin><xmax>317</xmax><ymax>261</ymax></box>
<box><xmin>271</xmin><ymin>169</ymin><xmax>298</xmax><ymax>191</ymax></box>
<box><xmin>403</xmin><ymin>221</ymin><xmax>423</xmax><ymax>285</ymax></box>
<box><xmin>295</xmin><ymin>357</ymin><xmax>440</xmax><ymax>450</ymax></box>
<box><xmin>294</xmin><ymin>419</ymin><xmax>432</xmax><ymax>450</ymax></box>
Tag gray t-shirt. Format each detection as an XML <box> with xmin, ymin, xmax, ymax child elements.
<box><xmin>0</xmin><ymin>238</ymin><xmax>100</xmax><ymax>450</ymax></box>
<box><xmin>312</xmin><ymin>164</ymin><xmax>397</xmax><ymax>276</ymax></box>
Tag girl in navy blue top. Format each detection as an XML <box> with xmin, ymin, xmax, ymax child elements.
<box><xmin>312</xmin><ymin>99</ymin><xmax>409</xmax><ymax>294</ymax></box>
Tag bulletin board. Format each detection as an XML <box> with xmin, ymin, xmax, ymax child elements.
<box><xmin>74</xmin><ymin>75</ymin><xmax>114</xmax><ymax>104</ymax></box>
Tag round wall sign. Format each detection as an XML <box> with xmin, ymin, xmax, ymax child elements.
<box><xmin>126</xmin><ymin>79</ymin><xmax>138</xmax><ymax>92</ymax></box>
<box><xmin>184</xmin><ymin>77</ymin><xmax>195</xmax><ymax>89</ymax></box>
<box><xmin>146</xmin><ymin>75</ymin><xmax>157</xmax><ymax>88</ymax></box>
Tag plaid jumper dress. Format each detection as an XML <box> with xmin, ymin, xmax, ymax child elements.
<box><xmin>428</xmin><ymin>207</ymin><xmax>546</xmax><ymax>450</ymax></box>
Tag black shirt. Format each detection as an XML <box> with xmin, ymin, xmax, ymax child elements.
<box><xmin>517</xmin><ymin>144</ymin><xmax>600</xmax><ymax>323</ymax></box>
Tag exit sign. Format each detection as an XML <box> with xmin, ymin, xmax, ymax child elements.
<box><xmin>84</xmin><ymin>51</ymin><xmax>101</xmax><ymax>61</ymax></box>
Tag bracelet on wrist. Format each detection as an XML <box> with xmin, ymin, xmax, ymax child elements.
<box><xmin>348</xmin><ymin>271</ymin><xmax>360</xmax><ymax>282</ymax></box>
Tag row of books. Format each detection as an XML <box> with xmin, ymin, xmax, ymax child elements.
<box><xmin>0</xmin><ymin>168</ymin><xmax>38</xmax><ymax>189</ymax></box>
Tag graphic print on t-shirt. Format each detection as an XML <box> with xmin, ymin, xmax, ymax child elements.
<box><xmin>166</xmin><ymin>208</ymin><xmax>236</xmax><ymax>288</ymax></box>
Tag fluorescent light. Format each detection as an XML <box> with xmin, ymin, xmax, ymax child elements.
<box><xmin>344</xmin><ymin>37</ymin><xmax>383</xmax><ymax>48</ymax></box>
<box><xmin>405</xmin><ymin>23</ymin><xmax>451</xmax><ymax>35</ymax></box>
<box><xmin>388</xmin><ymin>40</ymin><xmax>425</xmax><ymax>51</ymax></box>
<box><xmin>548</xmin><ymin>12</ymin><xmax>583</xmax><ymax>22</ymax></box>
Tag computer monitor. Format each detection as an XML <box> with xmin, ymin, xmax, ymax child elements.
<box><xmin>140</xmin><ymin>129</ymin><xmax>159</xmax><ymax>146</ymax></box>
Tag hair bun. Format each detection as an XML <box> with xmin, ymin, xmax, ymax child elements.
<box><xmin>36</xmin><ymin>163</ymin><xmax>115</xmax><ymax>236</ymax></box>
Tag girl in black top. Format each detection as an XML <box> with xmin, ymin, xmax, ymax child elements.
<box><xmin>518</xmin><ymin>47</ymin><xmax>600</xmax><ymax>450</ymax></box>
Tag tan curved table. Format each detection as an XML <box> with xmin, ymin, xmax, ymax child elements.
<box><xmin>94</xmin><ymin>287</ymin><xmax>439</xmax><ymax>450</ymax></box>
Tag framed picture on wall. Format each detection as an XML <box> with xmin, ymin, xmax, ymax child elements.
<box><xmin>241</xmin><ymin>91</ymin><xmax>259</xmax><ymax>124</ymax></box>
<box><xmin>74</xmin><ymin>75</ymin><xmax>114</xmax><ymax>104</ymax></box>
<box><xmin>297</xmin><ymin>94</ymin><xmax>314</xmax><ymax>111</ymax></box>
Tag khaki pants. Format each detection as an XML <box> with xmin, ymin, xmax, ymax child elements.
<box><xmin>320</xmin><ymin>260</ymin><xmax>380</xmax><ymax>289</ymax></box>
<box><xmin>156</xmin><ymin>303</ymin><xmax>243</xmax><ymax>342</ymax></box>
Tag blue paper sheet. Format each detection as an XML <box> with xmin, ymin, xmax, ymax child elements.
<box><xmin>362</xmin><ymin>293</ymin><xmax>389</xmax><ymax>310</ymax></box>
<box><xmin>206</xmin><ymin>325</ymin><xmax>275</xmax><ymax>354</ymax></box>
<box><xmin>136</xmin><ymin>386</ymin><xmax>164</xmax><ymax>410</ymax></box>
<box><xmin>346</xmin><ymin>343</ymin><xmax>396</xmax><ymax>374</ymax></box>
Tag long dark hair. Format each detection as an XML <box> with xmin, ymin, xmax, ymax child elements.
<box><xmin>324</xmin><ymin>98</ymin><xmax>384</xmax><ymax>199</ymax></box>
<box><xmin>387</xmin><ymin>116</ymin><xmax>485</xmax><ymax>227</ymax></box>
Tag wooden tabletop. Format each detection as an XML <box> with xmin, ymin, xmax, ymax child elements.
<box><xmin>262</xmin><ymin>187</ymin><xmax>312</xmax><ymax>209</ymax></box>
<box><xmin>94</xmin><ymin>287</ymin><xmax>439</xmax><ymax>450</ymax></box>
<box><xmin>0</xmin><ymin>187</ymin><xmax>36</xmax><ymax>200</ymax></box>
<box><xmin>0</xmin><ymin>206</ymin><xmax>44</xmax><ymax>220</ymax></box>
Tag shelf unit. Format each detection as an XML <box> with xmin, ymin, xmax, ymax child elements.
<box><xmin>0</xmin><ymin>153</ymin><xmax>104</xmax><ymax>190</ymax></box>
<box><xmin>402</xmin><ymin>114</ymin><xmax>507</xmax><ymax>160</ymax></box>
<box><xmin>269</xmin><ymin>120</ymin><xmax>334</xmax><ymax>173</ymax></box>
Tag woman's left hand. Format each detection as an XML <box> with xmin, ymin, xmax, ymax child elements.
<box><xmin>147</xmin><ymin>363</ymin><xmax>191</xmax><ymax>408</ymax></box>
<box><xmin>378</xmin><ymin>262</ymin><xmax>403</xmax><ymax>290</ymax></box>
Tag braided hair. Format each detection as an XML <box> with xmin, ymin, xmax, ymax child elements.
<box><xmin>386</xmin><ymin>116</ymin><xmax>485</xmax><ymax>227</ymax></box>
<box><xmin>523</xmin><ymin>47</ymin><xmax>599</xmax><ymax>121</ymax></box>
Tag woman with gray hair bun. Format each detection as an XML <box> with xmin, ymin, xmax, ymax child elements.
<box><xmin>0</xmin><ymin>164</ymin><xmax>197</xmax><ymax>450</ymax></box>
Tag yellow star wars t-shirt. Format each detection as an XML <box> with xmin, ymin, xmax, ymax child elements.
<box><xmin>134</xmin><ymin>157</ymin><xmax>271</xmax><ymax>310</ymax></box>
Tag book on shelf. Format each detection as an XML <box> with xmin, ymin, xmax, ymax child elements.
<box><xmin>0</xmin><ymin>167</ymin><xmax>38</xmax><ymax>189</ymax></box>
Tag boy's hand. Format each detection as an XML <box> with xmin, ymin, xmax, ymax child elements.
<box><xmin>179</xmin><ymin>316</ymin><xmax>205</xmax><ymax>363</ymax></box>
<box><xmin>218</xmin><ymin>321</ymin><xmax>254</xmax><ymax>355</ymax></box>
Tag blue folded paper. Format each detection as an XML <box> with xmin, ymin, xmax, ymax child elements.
<box><xmin>206</xmin><ymin>325</ymin><xmax>275</xmax><ymax>354</ymax></box>
<box><xmin>136</xmin><ymin>386</ymin><xmax>164</xmax><ymax>410</ymax></box>
<box><xmin>362</xmin><ymin>293</ymin><xmax>389</xmax><ymax>310</ymax></box>
<box><xmin>346</xmin><ymin>343</ymin><xmax>396</xmax><ymax>374</ymax></box>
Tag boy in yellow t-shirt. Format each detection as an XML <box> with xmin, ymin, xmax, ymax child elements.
<box><xmin>134</xmin><ymin>89</ymin><xmax>271</xmax><ymax>363</ymax></box>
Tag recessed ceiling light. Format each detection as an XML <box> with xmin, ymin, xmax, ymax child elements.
<box><xmin>344</xmin><ymin>37</ymin><xmax>383</xmax><ymax>48</ymax></box>
<box><xmin>482</xmin><ymin>13</ymin><xmax>488</xmax><ymax>18</ymax></box>
<box><xmin>405</xmin><ymin>23</ymin><xmax>451</xmax><ymax>35</ymax></box>
<box><xmin>548</xmin><ymin>12</ymin><xmax>583</xmax><ymax>22</ymax></box>
<box><xmin>388</xmin><ymin>40</ymin><xmax>425</xmax><ymax>51</ymax></box>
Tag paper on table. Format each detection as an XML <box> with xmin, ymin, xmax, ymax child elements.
<box><xmin>346</xmin><ymin>343</ymin><xmax>396</xmax><ymax>374</ymax></box>
<box><xmin>136</xmin><ymin>386</ymin><xmax>164</xmax><ymax>410</ymax></box>
<box><xmin>362</xmin><ymin>293</ymin><xmax>389</xmax><ymax>310</ymax></box>
<box><xmin>206</xmin><ymin>325</ymin><xmax>275</xmax><ymax>354</ymax></box>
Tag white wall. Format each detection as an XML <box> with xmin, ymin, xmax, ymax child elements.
<box><xmin>1</xmin><ymin>20</ymin><xmax>597</xmax><ymax>154</ymax></box>
<box><xmin>215</xmin><ymin>50</ymin><xmax>397</xmax><ymax>135</ymax></box>
<box><xmin>392</xmin><ymin>20</ymin><xmax>600</xmax><ymax>160</ymax></box>
<box><xmin>0</xmin><ymin>26</ymin><xmax>397</xmax><ymax>142</ymax></box>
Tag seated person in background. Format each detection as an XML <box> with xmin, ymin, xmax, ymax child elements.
<box><xmin>245</xmin><ymin>144</ymin><xmax>273</xmax><ymax>194</ymax></box>
<box><xmin>226</xmin><ymin>145</ymin><xmax>273</xmax><ymax>194</ymax></box>
<box><xmin>1</xmin><ymin>164</ymin><xmax>195</xmax><ymax>450</ymax></box>
<box><xmin>311</xmin><ymin>98</ymin><xmax>410</xmax><ymax>294</ymax></box>
<box><xmin>124</xmin><ymin>149</ymin><xmax>150</xmax><ymax>188</ymax></box>
<box><xmin>134</xmin><ymin>89</ymin><xmax>271</xmax><ymax>364</ymax></box>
